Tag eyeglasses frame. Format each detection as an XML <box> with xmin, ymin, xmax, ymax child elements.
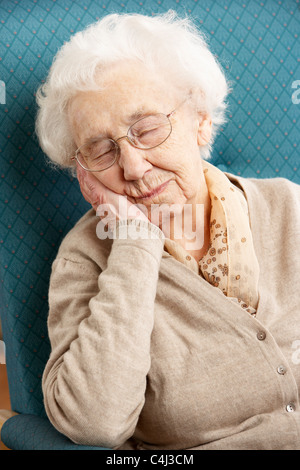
<box><xmin>70</xmin><ymin>97</ymin><xmax>189</xmax><ymax>172</ymax></box>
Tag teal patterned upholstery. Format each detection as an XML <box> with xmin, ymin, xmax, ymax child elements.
<box><xmin>0</xmin><ymin>0</ymin><xmax>299</xmax><ymax>450</ymax></box>
<box><xmin>1</xmin><ymin>413</ymin><xmax>110</xmax><ymax>450</ymax></box>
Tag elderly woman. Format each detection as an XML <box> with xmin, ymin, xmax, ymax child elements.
<box><xmin>35</xmin><ymin>11</ymin><xmax>300</xmax><ymax>450</ymax></box>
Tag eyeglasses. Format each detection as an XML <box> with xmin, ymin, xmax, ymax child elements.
<box><xmin>71</xmin><ymin>98</ymin><xmax>188</xmax><ymax>172</ymax></box>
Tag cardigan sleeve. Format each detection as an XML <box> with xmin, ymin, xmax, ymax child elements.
<box><xmin>42</xmin><ymin>219</ymin><xmax>164</xmax><ymax>449</ymax></box>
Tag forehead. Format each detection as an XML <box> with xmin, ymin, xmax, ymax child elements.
<box><xmin>68</xmin><ymin>62</ymin><xmax>177</xmax><ymax>142</ymax></box>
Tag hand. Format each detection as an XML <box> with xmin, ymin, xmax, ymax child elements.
<box><xmin>76</xmin><ymin>163</ymin><xmax>149</xmax><ymax>230</ymax></box>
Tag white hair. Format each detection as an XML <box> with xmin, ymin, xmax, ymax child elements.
<box><xmin>35</xmin><ymin>10</ymin><xmax>230</xmax><ymax>170</ymax></box>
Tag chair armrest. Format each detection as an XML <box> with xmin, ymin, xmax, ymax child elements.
<box><xmin>0</xmin><ymin>409</ymin><xmax>18</xmax><ymax>450</ymax></box>
<box><xmin>0</xmin><ymin>412</ymin><xmax>110</xmax><ymax>450</ymax></box>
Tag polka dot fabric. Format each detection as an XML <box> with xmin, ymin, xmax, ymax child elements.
<box><xmin>0</xmin><ymin>0</ymin><xmax>299</xmax><ymax>449</ymax></box>
<box><xmin>199</xmin><ymin>161</ymin><xmax>259</xmax><ymax>315</ymax></box>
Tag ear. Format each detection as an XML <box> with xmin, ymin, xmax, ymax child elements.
<box><xmin>197</xmin><ymin>115</ymin><xmax>212</xmax><ymax>146</ymax></box>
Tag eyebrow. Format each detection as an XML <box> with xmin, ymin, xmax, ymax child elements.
<box><xmin>82</xmin><ymin>133</ymin><xmax>107</xmax><ymax>146</ymax></box>
<box><xmin>127</xmin><ymin>108</ymin><xmax>150</xmax><ymax>122</ymax></box>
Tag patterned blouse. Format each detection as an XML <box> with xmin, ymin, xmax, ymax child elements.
<box><xmin>164</xmin><ymin>161</ymin><xmax>260</xmax><ymax>317</ymax></box>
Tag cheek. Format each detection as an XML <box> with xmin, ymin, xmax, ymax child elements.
<box><xmin>94</xmin><ymin>166</ymin><xmax>124</xmax><ymax>193</ymax></box>
<box><xmin>152</xmin><ymin>134</ymin><xmax>200</xmax><ymax>176</ymax></box>
<box><xmin>148</xmin><ymin>138</ymin><xmax>183</xmax><ymax>170</ymax></box>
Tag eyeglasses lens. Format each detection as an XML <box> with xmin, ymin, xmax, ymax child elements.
<box><xmin>77</xmin><ymin>114</ymin><xmax>171</xmax><ymax>171</ymax></box>
<box><xmin>128</xmin><ymin>114</ymin><xmax>171</xmax><ymax>148</ymax></box>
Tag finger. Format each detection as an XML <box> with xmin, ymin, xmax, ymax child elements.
<box><xmin>76</xmin><ymin>163</ymin><xmax>103</xmax><ymax>203</ymax></box>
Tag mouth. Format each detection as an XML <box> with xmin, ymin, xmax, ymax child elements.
<box><xmin>135</xmin><ymin>179</ymin><xmax>172</xmax><ymax>201</ymax></box>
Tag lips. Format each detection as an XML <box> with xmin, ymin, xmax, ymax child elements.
<box><xmin>136</xmin><ymin>179</ymin><xmax>171</xmax><ymax>200</ymax></box>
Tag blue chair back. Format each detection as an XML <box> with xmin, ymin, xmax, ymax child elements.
<box><xmin>1</xmin><ymin>0</ymin><xmax>299</xmax><ymax>421</ymax></box>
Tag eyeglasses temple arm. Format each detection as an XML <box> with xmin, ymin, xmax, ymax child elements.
<box><xmin>167</xmin><ymin>94</ymin><xmax>192</xmax><ymax>118</ymax></box>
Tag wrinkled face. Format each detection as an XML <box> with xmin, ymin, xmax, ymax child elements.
<box><xmin>68</xmin><ymin>61</ymin><xmax>211</xmax><ymax>219</ymax></box>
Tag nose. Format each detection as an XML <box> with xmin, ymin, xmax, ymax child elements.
<box><xmin>117</xmin><ymin>138</ymin><xmax>152</xmax><ymax>181</ymax></box>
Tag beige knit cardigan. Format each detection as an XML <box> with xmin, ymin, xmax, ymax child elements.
<box><xmin>42</xmin><ymin>172</ymin><xmax>300</xmax><ymax>450</ymax></box>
